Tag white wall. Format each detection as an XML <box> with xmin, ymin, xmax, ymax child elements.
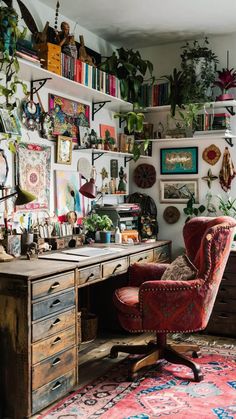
<box><xmin>129</xmin><ymin>35</ymin><xmax>236</xmax><ymax>256</ymax></box>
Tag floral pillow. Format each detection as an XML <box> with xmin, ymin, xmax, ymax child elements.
<box><xmin>161</xmin><ymin>254</ymin><xmax>198</xmax><ymax>281</ymax></box>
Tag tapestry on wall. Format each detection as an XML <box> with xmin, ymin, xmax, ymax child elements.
<box><xmin>55</xmin><ymin>170</ymin><xmax>85</xmax><ymax>220</ymax></box>
<box><xmin>17</xmin><ymin>143</ymin><xmax>51</xmax><ymax>210</ymax></box>
<box><xmin>49</xmin><ymin>94</ymin><xmax>90</xmax><ymax>145</ymax></box>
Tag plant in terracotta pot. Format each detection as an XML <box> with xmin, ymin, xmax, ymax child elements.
<box><xmin>213</xmin><ymin>68</ymin><xmax>236</xmax><ymax>101</ymax></box>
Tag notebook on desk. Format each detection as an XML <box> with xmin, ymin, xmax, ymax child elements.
<box><xmin>38</xmin><ymin>252</ymin><xmax>88</xmax><ymax>262</ymax></box>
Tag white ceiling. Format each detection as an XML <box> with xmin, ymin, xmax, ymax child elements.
<box><xmin>40</xmin><ymin>0</ymin><xmax>236</xmax><ymax>48</ymax></box>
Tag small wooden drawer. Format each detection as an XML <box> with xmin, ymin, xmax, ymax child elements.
<box><xmin>32</xmin><ymin>308</ymin><xmax>76</xmax><ymax>342</ymax></box>
<box><xmin>32</xmin><ymin>326</ymin><xmax>76</xmax><ymax>364</ymax></box>
<box><xmin>78</xmin><ymin>264</ymin><xmax>101</xmax><ymax>285</ymax></box>
<box><xmin>32</xmin><ymin>346</ymin><xmax>76</xmax><ymax>390</ymax></box>
<box><xmin>129</xmin><ymin>250</ymin><xmax>154</xmax><ymax>265</ymax></box>
<box><xmin>207</xmin><ymin>312</ymin><xmax>236</xmax><ymax>337</ymax></box>
<box><xmin>217</xmin><ymin>284</ymin><xmax>236</xmax><ymax>300</ymax></box>
<box><xmin>32</xmin><ymin>289</ymin><xmax>75</xmax><ymax>321</ymax></box>
<box><xmin>102</xmin><ymin>257</ymin><xmax>128</xmax><ymax>278</ymax></box>
<box><xmin>221</xmin><ymin>272</ymin><xmax>236</xmax><ymax>286</ymax></box>
<box><xmin>32</xmin><ymin>370</ymin><xmax>76</xmax><ymax>415</ymax></box>
<box><xmin>154</xmin><ymin>245</ymin><xmax>170</xmax><ymax>263</ymax></box>
<box><xmin>32</xmin><ymin>271</ymin><xmax>75</xmax><ymax>300</ymax></box>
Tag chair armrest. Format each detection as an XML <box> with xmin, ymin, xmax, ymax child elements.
<box><xmin>139</xmin><ymin>278</ymin><xmax>210</xmax><ymax>332</ymax></box>
<box><xmin>129</xmin><ymin>262</ymin><xmax>169</xmax><ymax>287</ymax></box>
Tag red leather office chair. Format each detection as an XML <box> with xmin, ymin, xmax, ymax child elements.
<box><xmin>110</xmin><ymin>216</ymin><xmax>236</xmax><ymax>381</ymax></box>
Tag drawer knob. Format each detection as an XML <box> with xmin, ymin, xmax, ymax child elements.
<box><xmin>52</xmin><ymin>357</ymin><xmax>61</xmax><ymax>366</ymax></box>
<box><xmin>86</xmin><ymin>273</ymin><xmax>95</xmax><ymax>282</ymax></box>
<box><xmin>52</xmin><ymin>336</ymin><xmax>62</xmax><ymax>345</ymax></box>
<box><xmin>51</xmin><ymin>381</ymin><xmax>62</xmax><ymax>391</ymax></box>
<box><xmin>51</xmin><ymin>299</ymin><xmax>61</xmax><ymax>307</ymax></box>
<box><xmin>51</xmin><ymin>318</ymin><xmax>61</xmax><ymax>327</ymax></box>
<box><xmin>50</xmin><ymin>282</ymin><xmax>60</xmax><ymax>290</ymax></box>
<box><xmin>218</xmin><ymin>314</ymin><xmax>229</xmax><ymax>318</ymax></box>
<box><xmin>138</xmin><ymin>256</ymin><xmax>148</xmax><ymax>262</ymax></box>
<box><xmin>112</xmin><ymin>263</ymin><xmax>122</xmax><ymax>274</ymax></box>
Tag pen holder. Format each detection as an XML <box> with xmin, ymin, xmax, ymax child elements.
<box><xmin>21</xmin><ymin>232</ymin><xmax>34</xmax><ymax>255</ymax></box>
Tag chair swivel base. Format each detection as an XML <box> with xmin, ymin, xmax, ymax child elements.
<box><xmin>110</xmin><ymin>342</ymin><xmax>203</xmax><ymax>382</ymax></box>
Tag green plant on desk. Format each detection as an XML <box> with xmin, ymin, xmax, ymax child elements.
<box><xmin>83</xmin><ymin>213</ymin><xmax>113</xmax><ymax>242</ymax></box>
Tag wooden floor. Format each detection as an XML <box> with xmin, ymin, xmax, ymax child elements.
<box><xmin>33</xmin><ymin>331</ymin><xmax>236</xmax><ymax>418</ymax></box>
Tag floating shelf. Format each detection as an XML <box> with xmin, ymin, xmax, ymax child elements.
<box><xmin>17</xmin><ymin>58</ymin><xmax>133</xmax><ymax>113</ymax></box>
<box><xmin>143</xmin><ymin>100</ymin><xmax>236</xmax><ymax>114</ymax></box>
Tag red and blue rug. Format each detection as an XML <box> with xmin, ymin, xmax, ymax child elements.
<box><xmin>40</xmin><ymin>345</ymin><xmax>236</xmax><ymax>419</ymax></box>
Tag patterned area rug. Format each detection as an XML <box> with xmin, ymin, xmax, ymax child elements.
<box><xmin>40</xmin><ymin>344</ymin><xmax>236</xmax><ymax>419</ymax></box>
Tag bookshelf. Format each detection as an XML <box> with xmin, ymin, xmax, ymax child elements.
<box><xmin>77</xmin><ymin>148</ymin><xmax>151</xmax><ymax>166</ymax></box>
<box><xmin>143</xmin><ymin>100</ymin><xmax>236</xmax><ymax>114</ymax></box>
<box><xmin>17</xmin><ymin>58</ymin><xmax>133</xmax><ymax>114</ymax></box>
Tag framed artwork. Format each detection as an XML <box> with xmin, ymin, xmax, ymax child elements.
<box><xmin>55</xmin><ymin>170</ymin><xmax>85</xmax><ymax>218</ymax></box>
<box><xmin>160</xmin><ymin>179</ymin><xmax>199</xmax><ymax>203</ymax></box>
<box><xmin>160</xmin><ymin>147</ymin><xmax>198</xmax><ymax>174</ymax></box>
<box><xmin>0</xmin><ymin>108</ymin><xmax>21</xmax><ymax>135</ymax></box>
<box><xmin>0</xmin><ymin>149</ymin><xmax>8</xmax><ymax>186</ymax></box>
<box><xmin>49</xmin><ymin>94</ymin><xmax>90</xmax><ymax>144</ymax></box>
<box><xmin>17</xmin><ymin>143</ymin><xmax>51</xmax><ymax>209</ymax></box>
<box><xmin>100</xmin><ymin>124</ymin><xmax>116</xmax><ymax>140</ymax></box>
<box><xmin>56</xmin><ymin>136</ymin><xmax>72</xmax><ymax>164</ymax></box>
<box><xmin>79</xmin><ymin>126</ymin><xmax>90</xmax><ymax>148</ymax></box>
<box><xmin>110</xmin><ymin>159</ymin><xmax>118</xmax><ymax>178</ymax></box>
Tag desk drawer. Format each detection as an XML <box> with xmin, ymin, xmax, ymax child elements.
<box><xmin>154</xmin><ymin>245</ymin><xmax>170</xmax><ymax>263</ymax></box>
<box><xmin>78</xmin><ymin>264</ymin><xmax>101</xmax><ymax>285</ymax></box>
<box><xmin>129</xmin><ymin>250</ymin><xmax>153</xmax><ymax>265</ymax></box>
<box><xmin>32</xmin><ymin>308</ymin><xmax>76</xmax><ymax>342</ymax></box>
<box><xmin>32</xmin><ymin>289</ymin><xmax>75</xmax><ymax>321</ymax></box>
<box><xmin>32</xmin><ymin>370</ymin><xmax>76</xmax><ymax>415</ymax></box>
<box><xmin>102</xmin><ymin>257</ymin><xmax>128</xmax><ymax>278</ymax></box>
<box><xmin>207</xmin><ymin>312</ymin><xmax>236</xmax><ymax>337</ymax></box>
<box><xmin>217</xmin><ymin>284</ymin><xmax>236</xmax><ymax>300</ymax></box>
<box><xmin>221</xmin><ymin>272</ymin><xmax>236</xmax><ymax>287</ymax></box>
<box><xmin>32</xmin><ymin>326</ymin><xmax>76</xmax><ymax>364</ymax></box>
<box><xmin>32</xmin><ymin>346</ymin><xmax>76</xmax><ymax>390</ymax></box>
<box><xmin>32</xmin><ymin>271</ymin><xmax>75</xmax><ymax>300</ymax></box>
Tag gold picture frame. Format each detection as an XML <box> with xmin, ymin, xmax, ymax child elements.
<box><xmin>56</xmin><ymin>135</ymin><xmax>72</xmax><ymax>165</ymax></box>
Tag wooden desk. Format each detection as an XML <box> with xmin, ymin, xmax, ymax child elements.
<box><xmin>0</xmin><ymin>241</ymin><xmax>171</xmax><ymax>418</ymax></box>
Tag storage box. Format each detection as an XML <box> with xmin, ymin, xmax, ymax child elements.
<box><xmin>36</xmin><ymin>42</ymin><xmax>61</xmax><ymax>75</ymax></box>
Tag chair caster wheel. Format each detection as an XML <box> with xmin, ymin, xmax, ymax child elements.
<box><xmin>110</xmin><ymin>350</ymin><xmax>118</xmax><ymax>359</ymax></box>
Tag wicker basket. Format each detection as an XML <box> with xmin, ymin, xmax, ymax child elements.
<box><xmin>81</xmin><ymin>310</ymin><xmax>98</xmax><ymax>343</ymax></box>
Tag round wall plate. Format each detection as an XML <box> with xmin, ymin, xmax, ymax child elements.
<box><xmin>163</xmin><ymin>206</ymin><xmax>180</xmax><ymax>224</ymax></box>
<box><xmin>133</xmin><ymin>163</ymin><xmax>156</xmax><ymax>188</ymax></box>
<box><xmin>77</xmin><ymin>157</ymin><xmax>91</xmax><ymax>180</ymax></box>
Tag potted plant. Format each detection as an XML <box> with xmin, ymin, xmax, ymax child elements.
<box><xmin>0</xmin><ymin>5</ymin><xmax>27</xmax><ymax>109</ymax></box>
<box><xmin>161</xmin><ymin>68</ymin><xmax>185</xmax><ymax>116</ymax></box>
<box><xmin>99</xmin><ymin>47</ymin><xmax>154</xmax><ymax>106</ymax></box>
<box><xmin>213</xmin><ymin>68</ymin><xmax>236</xmax><ymax>101</ymax></box>
<box><xmin>96</xmin><ymin>214</ymin><xmax>113</xmax><ymax>243</ymax></box>
<box><xmin>82</xmin><ymin>213</ymin><xmax>101</xmax><ymax>242</ymax></box>
<box><xmin>180</xmin><ymin>37</ymin><xmax>218</xmax><ymax>104</ymax></box>
<box><xmin>104</xmin><ymin>129</ymin><xmax>116</xmax><ymax>151</ymax></box>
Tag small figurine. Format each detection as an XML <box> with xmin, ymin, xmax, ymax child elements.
<box><xmin>118</xmin><ymin>167</ymin><xmax>126</xmax><ymax>193</ymax></box>
<box><xmin>56</xmin><ymin>21</ymin><xmax>77</xmax><ymax>59</ymax></box>
<box><xmin>79</xmin><ymin>35</ymin><xmax>95</xmax><ymax>66</ymax></box>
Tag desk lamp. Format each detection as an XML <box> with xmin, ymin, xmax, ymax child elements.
<box><xmin>79</xmin><ymin>166</ymin><xmax>97</xmax><ymax>199</ymax></box>
<box><xmin>0</xmin><ymin>186</ymin><xmax>36</xmax><ymax>262</ymax></box>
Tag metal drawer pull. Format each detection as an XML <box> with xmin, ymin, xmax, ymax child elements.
<box><xmin>52</xmin><ymin>357</ymin><xmax>61</xmax><ymax>366</ymax></box>
<box><xmin>86</xmin><ymin>273</ymin><xmax>95</xmax><ymax>282</ymax></box>
<box><xmin>218</xmin><ymin>314</ymin><xmax>229</xmax><ymax>318</ymax></box>
<box><xmin>51</xmin><ymin>318</ymin><xmax>61</xmax><ymax>327</ymax></box>
<box><xmin>52</xmin><ymin>336</ymin><xmax>62</xmax><ymax>345</ymax></box>
<box><xmin>138</xmin><ymin>256</ymin><xmax>148</xmax><ymax>262</ymax></box>
<box><xmin>51</xmin><ymin>381</ymin><xmax>62</xmax><ymax>391</ymax></box>
<box><xmin>51</xmin><ymin>299</ymin><xmax>61</xmax><ymax>307</ymax></box>
<box><xmin>112</xmin><ymin>263</ymin><xmax>122</xmax><ymax>274</ymax></box>
<box><xmin>50</xmin><ymin>282</ymin><xmax>60</xmax><ymax>289</ymax></box>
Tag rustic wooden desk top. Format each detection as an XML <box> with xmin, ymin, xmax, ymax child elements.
<box><xmin>0</xmin><ymin>241</ymin><xmax>170</xmax><ymax>280</ymax></box>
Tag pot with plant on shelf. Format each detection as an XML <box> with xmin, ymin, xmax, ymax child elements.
<box><xmin>213</xmin><ymin>67</ymin><xmax>236</xmax><ymax>101</ymax></box>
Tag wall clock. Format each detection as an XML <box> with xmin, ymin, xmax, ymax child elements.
<box><xmin>133</xmin><ymin>163</ymin><xmax>156</xmax><ymax>188</ymax></box>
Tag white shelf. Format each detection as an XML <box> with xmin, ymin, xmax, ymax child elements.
<box><xmin>143</xmin><ymin>100</ymin><xmax>236</xmax><ymax>113</ymax></box>
<box><xmin>75</xmin><ymin>148</ymin><xmax>133</xmax><ymax>158</ymax></box>
<box><xmin>17</xmin><ymin>58</ymin><xmax>133</xmax><ymax>113</ymax></box>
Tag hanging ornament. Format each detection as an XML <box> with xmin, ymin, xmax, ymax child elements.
<box><xmin>202</xmin><ymin>169</ymin><xmax>218</xmax><ymax>188</ymax></box>
<box><xmin>219</xmin><ymin>147</ymin><xmax>236</xmax><ymax>192</ymax></box>
<box><xmin>202</xmin><ymin>144</ymin><xmax>221</xmax><ymax>165</ymax></box>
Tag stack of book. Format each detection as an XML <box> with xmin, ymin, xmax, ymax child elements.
<box><xmin>139</xmin><ymin>82</ymin><xmax>169</xmax><ymax>107</ymax></box>
<box><xmin>196</xmin><ymin>112</ymin><xmax>231</xmax><ymax>131</ymax></box>
<box><xmin>16</xmin><ymin>42</ymin><xmax>41</xmax><ymax>66</ymax></box>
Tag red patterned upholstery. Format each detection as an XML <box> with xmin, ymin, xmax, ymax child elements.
<box><xmin>110</xmin><ymin>216</ymin><xmax>236</xmax><ymax>378</ymax></box>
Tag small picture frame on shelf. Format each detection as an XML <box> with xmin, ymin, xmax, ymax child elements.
<box><xmin>79</xmin><ymin>126</ymin><xmax>90</xmax><ymax>148</ymax></box>
<box><xmin>160</xmin><ymin>147</ymin><xmax>198</xmax><ymax>175</ymax></box>
<box><xmin>56</xmin><ymin>135</ymin><xmax>72</xmax><ymax>165</ymax></box>
<box><xmin>160</xmin><ymin>179</ymin><xmax>199</xmax><ymax>203</ymax></box>
<box><xmin>0</xmin><ymin>108</ymin><xmax>21</xmax><ymax>135</ymax></box>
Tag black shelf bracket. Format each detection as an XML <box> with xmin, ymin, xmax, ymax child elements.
<box><xmin>124</xmin><ymin>156</ymin><xmax>133</xmax><ymax>167</ymax></box>
<box><xmin>225</xmin><ymin>137</ymin><xmax>234</xmax><ymax>147</ymax></box>
<box><xmin>119</xmin><ymin>117</ymin><xmax>126</xmax><ymax>128</ymax></box>
<box><xmin>92</xmin><ymin>101</ymin><xmax>111</xmax><ymax>120</ymax></box>
<box><xmin>30</xmin><ymin>78</ymin><xmax>52</xmax><ymax>100</ymax></box>
<box><xmin>92</xmin><ymin>151</ymin><xmax>104</xmax><ymax>165</ymax></box>
<box><xmin>225</xmin><ymin>106</ymin><xmax>235</xmax><ymax>116</ymax></box>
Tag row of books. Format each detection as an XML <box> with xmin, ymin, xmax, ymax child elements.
<box><xmin>196</xmin><ymin>112</ymin><xmax>231</xmax><ymax>131</ymax></box>
<box><xmin>16</xmin><ymin>43</ymin><xmax>41</xmax><ymax>66</ymax></box>
<box><xmin>139</xmin><ymin>82</ymin><xmax>170</xmax><ymax>107</ymax></box>
<box><xmin>61</xmin><ymin>54</ymin><xmax>121</xmax><ymax>98</ymax></box>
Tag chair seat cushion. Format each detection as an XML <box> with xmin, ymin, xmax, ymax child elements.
<box><xmin>113</xmin><ymin>286</ymin><xmax>140</xmax><ymax>316</ymax></box>
<box><xmin>161</xmin><ymin>254</ymin><xmax>198</xmax><ymax>281</ymax></box>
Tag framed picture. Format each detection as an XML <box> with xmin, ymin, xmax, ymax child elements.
<box><xmin>0</xmin><ymin>108</ymin><xmax>21</xmax><ymax>135</ymax></box>
<box><xmin>56</xmin><ymin>136</ymin><xmax>72</xmax><ymax>164</ymax></box>
<box><xmin>55</xmin><ymin>170</ymin><xmax>85</xmax><ymax>218</ymax></box>
<box><xmin>79</xmin><ymin>126</ymin><xmax>90</xmax><ymax>148</ymax></box>
<box><xmin>160</xmin><ymin>147</ymin><xmax>198</xmax><ymax>174</ymax></box>
<box><xmin>160</xmin><ymin>179</ymin><xmax>199</xmax><ymax>203</ymax></box>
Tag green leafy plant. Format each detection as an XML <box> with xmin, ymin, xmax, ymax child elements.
<box><xmin>0</xmin><ymin>5</ymin><xmax>27</xmax><ymax>108</ymax></box>
<box><xmin>180</xmin><ymin>37</ymin><xmax>218</xmax><ymax>104</ymax></box>
<box><xmin>104</xmin><ymin>129</ymin><xmax>116</xmax><ymax>149</ymax></box>
<box><xmin>96</xmin><ymin>214</ymin><xmax>113</xmax><ymax>231</ymax></box>
<box><xmin>218</xmin><ymin>195</ymin><xmax>236</xmax><ymax>218</ymax></box>
<box><xmin>99</xmin><ymin>47</ymin><xmax>154</xmax><ymax>106</ymax></box>
<box><xmin>83</xmin><ymin>213</ymin><xmax>113</xmax><ymax>232</ymax></box>
<box><xmin>175</xmin><ymin>103</ymin><xmax>204</xmax><ymax>133</ymax></box>
<box><xmin>161</xmin><ymin>68</ymin><xmax>185</xmax><ymax>116</ymax></box>
<box><xmin>183</xmin><ymin>193</ymin><xmax>206</xmax><ymax>223</ymax></box>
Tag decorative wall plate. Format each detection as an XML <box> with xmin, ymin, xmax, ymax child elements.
<box><xmin>202</xmin><ymin>144</ymin><xmax>221</xmax><ymax>165</ymax></box>
<box><xmin>163</xmin><ymin>206</ymin><xmax>180</xmax><ymax>224</ymax></box>
<box><xmin>133</xmin><ymin>163</ymin><xmax>156</xmax><ymax>188</ymax></box>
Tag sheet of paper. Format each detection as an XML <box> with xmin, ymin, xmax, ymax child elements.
<box><xmin>62</xmin><ymin>247</ymin><xmax>124</xmax><ymax>257</ymax></box>
<box><xmin>38</xmin><ymin>253</ymin><xmax>88</xmax><ymax>262</ymax></box>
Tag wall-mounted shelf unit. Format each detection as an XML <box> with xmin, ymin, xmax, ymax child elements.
<box><xmin>17</xmin><ymin>58</ymin><xmax>133</xmax><ymax>115</ymax></box>
<box><xmin>76</xmin><ymin>148</ymin><xmax>151</xmax><ymax>166</ymax></box>
<box><xmin>143</xmin><ymin>100</ymin><xmax>236</xmax><ymax>115</ymax></box>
